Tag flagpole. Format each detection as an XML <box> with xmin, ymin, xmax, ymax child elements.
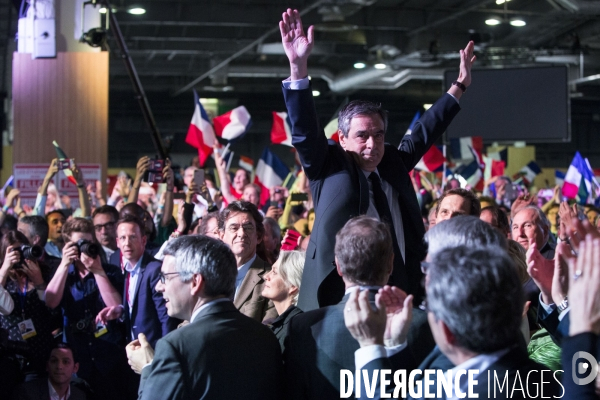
<box><xmin>442</xmin><ymin>145</ymin><xmax>447</xmax><ymax>189</ymax></box>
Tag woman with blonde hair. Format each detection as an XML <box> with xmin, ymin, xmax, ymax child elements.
<box><xmin>261</xmin><ymin>250</ymin><xmax>305</xmax><ymax>350</ymax></box>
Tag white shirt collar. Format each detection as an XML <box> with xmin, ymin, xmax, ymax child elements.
<box><xmin>48</xmin><ymin>379</ymin><xmax>70</xmax><ymax>400</ymax></box>
<box><xmin>190</xmin><ymin>298</ymin><xmax>231</xmax><ymax>323</ymax></box>
<box><xmin>125</xmin><ymin>257</ymin><xmax>142</xmax><ymax>274</ymax></box>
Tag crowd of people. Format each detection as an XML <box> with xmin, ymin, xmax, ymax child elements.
<box><xmin>0</xmin><ymin>7</ymin><xmax>598</xmax><ymax>400</ymax></box>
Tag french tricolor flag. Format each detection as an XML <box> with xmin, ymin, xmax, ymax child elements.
<box><xmin>562</xmin><ymin>152</ymin><xmax>597</xmax><ymax>203</ymax></box>
<box><xmin>213</xmin><ymin>106</ymin><xmax>252</xmax><ymax>142</ymax></box>
<box><xmin>414</xmin><ymin>145</ymin><xmax>445</xmax><ymax>172</ymax></box>
<box><xmin>185</xmin><ymin>91</ymin><xmax>216</xmax><ymax>167</ymax></box>
<box><xmin>450</xmin><ymin>136</ymin><xmax>484</xmax><ymax>161</ymax></box>
<box><xmin>239</xmin><ymin>155</ymin><xmax>254</xmax><ymax>173</ymax></box>
<box><xmin>254</xmin><ymin>148</ymin><xmax>290</xmax><ymax>206</ymax></box>
<box><xmin>271</xmin><ymin>112</ymin><xmax>293</xmax><ymax>147</ymax></box>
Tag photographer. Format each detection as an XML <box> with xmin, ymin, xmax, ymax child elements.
<box><xmin>45</xmin><ymin>218</ymin><xmax>131</xmax><ymax>399</ymax></box>
<box><xmin>0</xmin><ymin>231</ymin><xmax>54</xmax><ymax>381</ymax></box>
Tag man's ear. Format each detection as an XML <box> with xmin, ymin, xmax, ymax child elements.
<box><xmin>33</xmin><ymin>235</ymin><xmax>41</xmax><ymax>247</ymax></box>
<box><xmin>441</xmin><ymin>321</ymin><xmax>456</xmax><ymax>345</ymax></box>
<box><xmin>335</xmin><ymin>257</ymin><xmax>343</xmax><ymax>277</ymax></box>
<box><xmin>190</xmin><ymin>273</ymin><xmax>204</xmax><ymax>296</ymax></box>
<box><xmin>338</xmin><ymin>130</ymin><xmax>347</xmax><ymax>150</ymax></box>
<box><xmin>73</xmin><ymin>362</ymin><xmax>79</xmax><ymax>374</ymax></box>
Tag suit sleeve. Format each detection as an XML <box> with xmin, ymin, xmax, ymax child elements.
<box><xmin>148</xmin><ymin>262</ymin><xmax>171</xmax><ymax>337</ymax></box>
<box><xmin>398</xmin><ymin>93</ymin><xmax>460</xmax><ymax>171</ymax></box>
<box><xmin>282</xmin><ymin>85</ymin><xmax>329</xmax><ymax>181</ymax></box>
<box><xmin>283</xmin><ymin>316</ymin><xmax>307</xmax><ymax>400</ymax></box>
<box><xmin>357</xmin><ymin>358</ymin><xmax>395</xmax><ymax>400</ymax></box>
<box><xmin>139</xmin><ymin>339</ymin><xmax>186</xmax><ymax>400</ymax></box>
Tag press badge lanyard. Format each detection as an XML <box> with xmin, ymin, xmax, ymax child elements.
<box><xmin>18</xmin><ymin>278</ymin><xmax>28</xmax><ymax>320</ymax></box>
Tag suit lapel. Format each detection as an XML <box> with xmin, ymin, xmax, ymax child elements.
<box><xmin>131</xmin><ymin>256</ymin><xmax>148</xmax><ymax>320</ymax></box>
<box><xmin>233</xmin><ymin>257</ymin><xmax>265</xmax><ymax>309</ymax></box>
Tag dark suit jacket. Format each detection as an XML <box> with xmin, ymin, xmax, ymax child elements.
<box><xmin>12</xmin><ymin>378</ymin><xmax>86</xmax><ymax>400</ymax></box>
<box><xmin>233</xmin><ymin>256</ymin><xmax>278</xmax><ymax>322</ymax></box>
<box><xmin>362</xmin><ymin>345</ymin><xmax>562</xmax><ymax>400</ymax></box>
<box><xmin>138</xmin><ymin>300</ymin><xmax>283</xmax><ymax>400</ymax></box>
<box><xmin>283</xmin><ymin>290</ymin><xmax>435</xmax><ymax>400</ymax></box>
<box><xmin>123</xmin><ymin>252</ymin><xmax>177</xmax><ymax>347</ymax></box>
<box><xmin>561</xmin><ymin>332</ymin><xmax>599</xmax><ymax>400</ymax></box>
<box><xmin>283</xmin><ymin>86</ymin><xmax>461</xmax><ymax>310</ymax></box>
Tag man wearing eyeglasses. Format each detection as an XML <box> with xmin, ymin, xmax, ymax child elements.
<box><xmin>92</xmin><ymin>205</ymin><xmax>120</xmax><ymax>260</ymax></box>
<box><xmin>128</xmin><ymin>235</ymin><xmax>283</xmax><ymax>400</ymax></box>
<box><xmin>218</xmin><ymin>201</ymin><xmax>278</xmax><ymax>322</ymax></box>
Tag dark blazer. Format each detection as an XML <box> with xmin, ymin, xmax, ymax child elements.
<box><xmin>233</xmin><ymin>256</ymin><xmax>278</xmax><ymax>322</ymax></box>
<box><xmin>561</xmin><ymin>332</ymin><xmax>600</xmax><ymax>400</ymax></box>
<box><xmin>123</xmin><ymin>252</ymin><xmax>177</xmax><ymax>347</ymax></box>
<box><xmin>269</xmin><ymin>305</ymin><xmax>302</xmax><ymax>353</ymax></box>
<box><xmin>12</xmin><ymin>378</ymin><xmax>87</xmax><ymax>400</ymax></box>
<box><xmin>283</xmin><ymin>86</ymin><xmax>461</xmax><ymax>310</ymax></box>
<box><xmin>537</xmin><ymin>306</ymin><xmax>570</xmax><ymax>345</ymax></box>
<box><xmin>283</xmin><ymin>290</ymin><xmax>435</xmax><ymax>400</ymax></box>
<box><xmin>362</xmin><ymin>345</ymin><xmax>563</xmax><ymax>400</ymax></box>
<box><xmin>138</xmin><ymin>300</ymin><xmax>283</xmax><ymax>400</ymax></box>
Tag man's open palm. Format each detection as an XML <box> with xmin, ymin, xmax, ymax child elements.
<box><xmin>280</xmin><ymin>9</ymin><xmax>314</xmax><ymax>65</ymax></box>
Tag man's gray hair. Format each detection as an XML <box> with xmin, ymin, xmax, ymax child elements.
<box><xmin>338</xmin><ymin>100</ymin><xmax>388</xmax><ymax>137</ymax></box>
<box><xmin>425</xmin><ymin>215</ymin><xmax>507</xmax><ymax>256</ymax></box>
<box><xmin>163</xmin><ymin>235</ymin><xmax>237</xmax><ymax>298</ymax></box>
<box><xmin>427</xmin><ymin>245</ymin><xmax>523</xmax><ymax>353</ymax></box>
<box><xmin>513</xmin><ymin>205</ymin><xmax>550</xmax><ymax>240</ymax></box>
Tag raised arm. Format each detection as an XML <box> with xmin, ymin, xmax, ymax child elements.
<box><xmin>398</xmin><ymin>41</ymin><xmax>475</xmax><ymax>170</ymax></box>
<box><xmin>280</xmin><ymin>9</ymin><xmax>330</xmax><ymax>181</ymax></box>
<box><xmin>33</xmin><ymin>159</ymin><xmax>59</xmax><ymax>216</ymax></box>
<box><xmin>161</xmin><ymin>161</ymin><xmax>175</xmax><ymax>228</ymax></box>
<box><xmin>71</xmin><ymin>160</ymin><xmax>91</xmax><ymax>217</ymax></box>
<box><xmin>46</xmin><ymin>242</ymin><xmax>79</xmax><ymax>309</ymax></box>
<box><xmin>213</xmin><ymin>148</ymin><xmax>237</xmax><ymax>204</ymax></box>
<box><xmin>129</xmin><ymin>156</ymin><xmax>150</xmax><ymax>205</ymax></box>
<box><xmin>280</xmin><ymin>8</ymin><xmax>314</xmax><ymax>81</ymax></box>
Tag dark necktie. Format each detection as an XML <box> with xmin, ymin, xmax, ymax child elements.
<box><xmin>369</xmin><ymin>173</ymin><xmax>403</xmax><ymax>285</ymax></box>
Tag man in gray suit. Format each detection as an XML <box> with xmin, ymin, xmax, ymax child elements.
<box><xmin>283</xmin><ymin>216</ymin><xmax>435</xmax><ymax>400</ymax></box>
<box><xmin>128</xmin><ymin>235</ymin><xmax>283</xmax><ymax>400</ymax></box>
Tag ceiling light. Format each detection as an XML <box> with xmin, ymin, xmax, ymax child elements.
<box><xmin>374</xmin><ymin>63</ymin><xmax>387</xmax><ymax>70</ymax></box>
<box><xmin>354</xmin><ymin>62</ymin><xmax>366</xmax><ymax>69</ymax></box>
<box><xmin>312</xmin><ymin>90</ymin><xmax>320</xmax><ymax>97</ymax></box>
<box><xmin>496</xmin><ymin>0</ymin><xmax>510</xmax><ymax>4</ymax></box>
<box><xmin>99</xmin><ymin>7</ymin><xmax>107</xmax><ymax>13</ymax></box>
<box><xmin>423</xmin><ymin>104</ymin><xmax>433</xmax><ymax>110</ymax></box>
<box><xmin>510</xmin><ymin>19</ymin><xmax>526</xmax><ymax>27</ymax></box>
<box><xmin>485</xmin><ymin>18</ymin><xmax>501</xmax><ymax>26</ymax></box>
<box><xmin>128</xmin><ymin>7</ymin><xmax>146</xmax><ymax>15</ymax></box>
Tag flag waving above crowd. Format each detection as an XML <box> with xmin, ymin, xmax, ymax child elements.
<box><xmin>185</xmin><ymin>90</ymin><xmax>217</xmax><ymax>167</ymax></box>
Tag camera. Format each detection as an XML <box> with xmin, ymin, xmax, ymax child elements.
<box><xmin>11</xmin><ymin>245</ymin><xmax>43</xmax><ymax>268</ymax></box>
<box><xmin>75</xmin><ymin>239</ymin><xmax>100</xmax><ymax>258</ymax></box>
<box><xmin>144</xmin><ymin>158</ymin><xmax>165</xmax><ymax>184</ymax></box>
<box><xmin>71</xmin><ymin>316</ymin><xmax>94</xmax><ymax>333</ymax></box>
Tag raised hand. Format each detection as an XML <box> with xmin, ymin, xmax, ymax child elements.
<box><xmin>568</xmin><ymin>234</ymin><xmax>600</xmax><ymax>336</ymax></box>
<box><xmin>456</xmin><ymin>40</ymin><xmax>476</xmax><ymax>88</ymax></box>
<box><xmin>526</xmin><ymin>239</ymin><xmax>554</xmax><ymax>305</ymax></box>
<box><xmin>344</xmin><ymin>289</ymin><xmax>386</xmax><ymax>347</ymax></box>
<box><xmin>280</xmin><ymin>8</ymin><xmax>314</xmax><ymax>80</ymax></box>
<box><xmin>376</xmin><ymin>285</ymin><xmax>413</xmax><ymax>347</ymax></box>
<box><xmin>126</xmin><ymin>333</ymin><xmax>155</xmax><ymax>374</ymax></box>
